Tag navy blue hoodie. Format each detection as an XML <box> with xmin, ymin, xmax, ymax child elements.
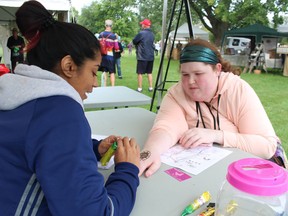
<box><xmin>133</xmin><ymin>28</ymin><xmax>155</xmax><ymax>61</ymax></box>
<box><xmin>0</xmin><ymin>64</ymin><xmax>139</xmax><ymax>216</ymax></box>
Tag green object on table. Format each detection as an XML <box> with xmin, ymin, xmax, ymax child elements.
<box><xmin>100</xmin><ymin>142</ymin><xmax>118</xmax><ymax>166</ymax></box>
<box><xmin>181</xmin><ymin>191</ymin><xmax>211</xmax><ymax>216</ymax></box>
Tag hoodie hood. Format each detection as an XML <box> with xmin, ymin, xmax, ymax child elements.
<box><xmin>218</xmin><ymin>72</ymin><xmax>240</xmax><ymax>93</ymax></box>
<box><xmin>210</xmin><ymin>72</ymin><xmax>241</xmax><ymax>101</ymax></box>
<box><xmin>0</xmin><ymin>64</ymin><xmax>83</xmax><ymax>110</ymax></box>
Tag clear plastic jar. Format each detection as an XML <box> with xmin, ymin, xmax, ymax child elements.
<box><xmin>215</xmin><ymin>158</ymin><xmax>288</xmax><ymax>216</ymax></box>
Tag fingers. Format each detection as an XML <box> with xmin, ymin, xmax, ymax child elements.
<box><xmin>179</xmin><ymin>131</ymin><xmax>193</xmax><ymax>147</ymax></box>
<box><xmin>138</xmin><ymin>165</ymin><xmax>145</xmax><ymax>177</ymax></box>
<box><xmin>115</xmin><ymin>137</ymin><xmax>124</xmax><ymax>151</ymax></box>
<box><xmin>180</xmin><ymin>129</ymin><xmax>206</xmax><ymax>148</ymax></box>
<box><xmin>106</xmin><ymin>135</ymin><xmax>118</xmax><ymax>143</ymax></box>
<box><xmin>114</xmin><ymin>137</ymin><xmax>140</xmax><ymax>168</ymax></box>
<box><xmin>98</xmin><ymin>136</ymin><xmax>117</xmax><ymax>156</ymax></box>
<box><xmin>123</xmin><ymin>137</ymin><xmax>135</xmax><ymax>147</ymax></box>
<box><xmin>142</xmin><ymin>160</ymin><xmax>161</xmax><ymax>178</ymax></box>
<box><xmin>139</xmin><ymin>151</ymin><xmax>161</xmax><ymax>178</ymax></box>
<box><xmin>180</xmin><ymin>133</ymin><xmax>200</xmax><ymax>148</ymax></box>
<box><xmin>121</xmin><ymin>137</ymin><xmax>139</xmax><ymax>152</ymax></box>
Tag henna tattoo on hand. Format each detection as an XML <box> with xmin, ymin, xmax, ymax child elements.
<box><xmin>140</xmin><ymin>150</ymin><xmax>151</xmax><ymax>161</ymax></box>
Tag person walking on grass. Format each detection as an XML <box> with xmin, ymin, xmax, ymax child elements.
<box><xmin>127</xmin><ymin>42</ymin><xmax>133</xmax><ymax>55</ymax></box>
<box><xmin>133</xmin><ymin>19</ymin><xmax>155</xmax><ymax>92</ymax></box>
<box><xmin>98</xmin><ymin>19</ymin><xmax>119</xmax><ymax>86</ymax></box>
<box><xmin>114</xmin><ymin>34</ymin><xmax>124</xmax><ymax>79</ymax></box>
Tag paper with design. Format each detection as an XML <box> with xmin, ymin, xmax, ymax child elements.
<box><xmin>161</xmin><ymin>145</ymin><xmax>232</xmax><ymax>175</ymax></box>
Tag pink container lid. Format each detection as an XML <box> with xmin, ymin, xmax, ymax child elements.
<box><xmin>227</xmin><ymin>158</ymin><xmax>288</xmax><ymax>196</ymax></box>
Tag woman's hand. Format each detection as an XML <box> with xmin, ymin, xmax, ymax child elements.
<box><xmin>98</xmin><ymin>135</ymin><xmax>118</xmax><ymax>157</ymax></box>
<box><xmin>139</xmin><ymin>150</ymin><xmax>161</xmax><ymax>178</ymax></box>
<box><xmin>114</xmin><ymin>137</ymin><xmax>140</xmax><ymax>169</ymax></box>
<box><xmin>179</xmin><ymin>128</ymin><xmax>223</xmax><ymax>148</ymax></box>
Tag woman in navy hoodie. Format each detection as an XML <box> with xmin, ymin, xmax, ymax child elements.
<box><xmin>0</xmin><ymin>1</ymin><xmax>140</xmax><ymax>215</ymax></box>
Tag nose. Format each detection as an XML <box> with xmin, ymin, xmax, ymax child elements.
<box><xmin>189</xmin><ymin>74</ymin><xmax>196</xmax><ymax>84</ymax></box>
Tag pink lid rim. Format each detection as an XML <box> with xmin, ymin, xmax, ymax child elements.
<box><xmin>227</xmin><ymin>158</ymin><xmax>288</xmax><ymax>196</ymax></box>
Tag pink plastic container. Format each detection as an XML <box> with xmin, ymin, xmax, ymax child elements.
<box><xmin>215</xmin><ymin>158</ymin><xmax>288</xmax><ymax>216</ymax></box>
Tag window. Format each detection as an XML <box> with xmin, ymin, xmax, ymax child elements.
<box><xmin>232</xmin><ymin>39</ymin><xmax>240</xmax><ymax>46</ymax></box>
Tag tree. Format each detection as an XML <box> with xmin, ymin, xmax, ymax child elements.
<box><xmin>69</xmin><ymin>7</ymin><xmax>79</xmax><ymax>23</ymax></box>
<box><xmin>137</xmin><ymin>0</ymin><xmax>164</xmax><ymax>41</ymax></box>
<box><xmin>78</xmin><ymin>0</ymin><xmax>139</xmax><ymax>43</ymax></box>
<box><xmin>138</xmin><ymin>0</ymin><xmax>201</xmax><ymax>41</ymax></box>
<box><xmin>189</xmin><ymin>0</ymin><xmax>288</xmax><ymax>46</ymax></box>
<box><xmin>78</xmin><ymin>0</ymin><xmax>288</xmax><ymax>46</ymax></box>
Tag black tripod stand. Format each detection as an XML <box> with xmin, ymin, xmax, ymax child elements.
<box><xmin>150</xmin><ymin>0</ymin><xmax>194</xmax><ymax>111</ymax></box>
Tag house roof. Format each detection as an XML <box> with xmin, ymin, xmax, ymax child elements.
<box><xmin>169</xmin><ymin>23</ymin><xmax>209</xmax><ymax>41</ymax></box>
<box><xmin>223</xmin><ymin>23</ymin><xmax>288</xmax><ymax>44</ymax></box>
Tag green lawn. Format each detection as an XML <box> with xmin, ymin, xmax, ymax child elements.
<box><xmin>240</xmin><ymin>72</ymin><xmax>288</xmax><ymax>153</ymax></box>
<box><xmin>98</xmin><ymin>48</ymin><xmax>288</xmax><ymax>153</ymax></box>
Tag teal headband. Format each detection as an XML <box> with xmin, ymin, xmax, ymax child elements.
<box><xmin>180</xmin><ymin>45</ymin><xmax>220</xmax><ymax>64</ymax></box>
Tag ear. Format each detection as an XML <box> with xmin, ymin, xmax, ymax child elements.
<box><xmin>215</xmin><ymin>63</ymin><xmax>222</xmax><ymax>76</ymax></box>
<box><xmin>60</xmin><ymin>55</ymin><xmax>77</xmax><ymax>78</ymax></box>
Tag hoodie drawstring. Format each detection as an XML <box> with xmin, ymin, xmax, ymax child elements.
<box><xmin>195</xmin><ymin>94</ymin><xmax>221</xmax><ymax>130</ymax></box>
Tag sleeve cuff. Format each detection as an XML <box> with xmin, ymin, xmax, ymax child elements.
<box><xmin>92</xmin><ymin>139</ymin><xmax>102</xmax><ymax>161</ymax></box>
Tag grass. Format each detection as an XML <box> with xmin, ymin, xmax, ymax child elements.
<box><xmin>240</xmin><ymin>73</ymin><xmax>288</xmax><ymax>153</ymax></box>
<box><xmin>98</xmin><ymin>48</ymin><xmax>288</xmax><ymax>153</ymax></box>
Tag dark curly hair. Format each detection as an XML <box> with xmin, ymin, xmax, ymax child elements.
<box><xmin>16</xmin><ymin>0</ymin><xmax>101</xmax><ymax>73</ymax></box>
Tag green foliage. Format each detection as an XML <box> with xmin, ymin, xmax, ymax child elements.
<box><xmin>189</xmin><ymin>0</ymin><xmax>288</xmax><ymax>45</ymax></box>
<box><xmin>138</xmin><ymin>0</ymin><xmax>202</xmax><ymax>42</ymax></box>
<box><xmin>138</xmin><ymin>0</ymin><xmax>164</xmax><ymax>41</ymax></box>
<box><xmin>78</xmin><ymin>0</ymin><xmax>139</xmax><ymax>42</ymax></box>
<box><xmin>77</xmin><ymin>0</ymin><xmax>203</xmax><ymax>43</ymax></box>
<box><xmin>265</xmin><ymin>0</ymin><xmax>287</xmax><ymax>28</ymax></box>
<box><xmin>77</xmin><ymin>0</ymin><xmax>288</xmax><ymax>47</ymax></box>
<box><xmin>70</xmin><ymin>7</ymin><xmax>79</xmax><ymax>23</ymax></box>
<box><xmin>227</xmin><ymin>1</ymin><xmax>269</xmax><ymax>28</ymax></box>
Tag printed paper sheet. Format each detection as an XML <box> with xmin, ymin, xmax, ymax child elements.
<box><xmin>161</xmin><ymin>145</ymin><xmax>232</xmax><ymax>175</ymax></box>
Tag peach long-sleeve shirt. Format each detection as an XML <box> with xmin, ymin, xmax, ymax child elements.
<box><xmin>147</xmin><ymin>72</ymin><xmax>277</xmax><ymax>158</ymax></box>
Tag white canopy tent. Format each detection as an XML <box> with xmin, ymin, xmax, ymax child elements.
<box><xmin>166</xmin><ymin>22</ymin><xmax>210</xmax><ymax>60</ymax></box>
<box><xmin>169</xmin><ymin>22</ymin><xmax>209</xmax><ymax>41</ymax></box>
<box><xmin>0</xmin><ymin>0</ymin><xmax>70</xmax><ymax>23</ymax></box>
<box><xmin>0</xmin><ymin>0</ymin><xmax>70</xmax><ymax>66</ymax></box>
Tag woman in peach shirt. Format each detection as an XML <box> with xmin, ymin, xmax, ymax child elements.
<box><xmin>140</xmin><ymin>39</ymin><xmax>286</xmax><ymax>177</ymax></box>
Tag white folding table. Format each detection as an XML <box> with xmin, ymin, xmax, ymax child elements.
<box><xmin>85</xmin><ymin>107</ymin><xmax>256</xmax><ymax>216</ymax></box>
<box><xmin>83</xmin><ymin>86</ymin><xmax>151</xmax><ymax>109</ymax></box>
